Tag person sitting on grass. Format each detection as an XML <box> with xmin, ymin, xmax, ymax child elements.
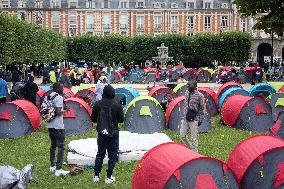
<box><xmin>47</xmin><ymin>83</ymin><xmax>70</xmax><ymax>177</ymax></box>
<box><xmin>91</xmin><ymin>85</ymin><xmax>124</xmax><ymax>184</ymax></box>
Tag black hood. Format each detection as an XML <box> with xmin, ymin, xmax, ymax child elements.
<box><xmin>102</xmin><ymin>85</ymin><xmax>115</xmax><ymax>99</ymax></box>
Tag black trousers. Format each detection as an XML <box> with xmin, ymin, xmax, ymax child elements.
<box><xmin>48</xmin><ymin>128</ymin><xmax>65</xmax><ymax>170</ymax></box>
<box><xmin>0</xmin><ymin>97</ymin><xmax>6</xmax><ymax>104</ymax></box>
<box><xmin>94</xmin><ymin>131</ymin><xmax>119</xmax><ymax>178</ymax></box>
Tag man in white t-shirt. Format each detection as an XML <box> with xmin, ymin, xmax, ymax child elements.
<box><xmin>47</xmin><ymin>83</ymin><xmax>70</xmax><ymax>176</ymax></box>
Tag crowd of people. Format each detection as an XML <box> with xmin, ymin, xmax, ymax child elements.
<box><xmin>1</xmin><ymin>59</ymin><xmax>284</xmax><ymax>185</ymax></box>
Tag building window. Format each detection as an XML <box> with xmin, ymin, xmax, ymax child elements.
<box><xmin>137</xmin><ymin>1</ymin><xmax>144</xmax><ymax>8</ymax></box>
<box><xmin>188</xmin><ymin>32</ymin><xmax>194</xmax><ymax>36</ymax></box>
<box><xmin>154</xmin><ymin>16</ymin><xmax>161</xmax><ymax>29</ymax></box>
<box><xmin>2</xmin><ymin>0</ymin><xmax>9</xmax><ymax>8</ymax></box>
<box><xmin>241</xmin><ymin>17</ymin><xmax>246</xmax><ymax>32</ymax></box>
<box><xmin>120</xmin><ymin>1</ymin><xmax>128</xmax><ymax>8</ymax></box>
<box><xmin>17</xmin><ymin>12</ymin><xmax>25</xmax><ymax>20</ymax></box>
<box><xmin>69</xmin><ymin>27</ymin><xmax>76</xmax><ymax>36</ymax></box>
<box><xmin>171</xmin><ymin>16</ymin><xmax>178</xmax><ymax>28</ymax></box>
<box><xmin>104</xmin><ymin>0</ymin><xmax>109</xmax><ymax>8</ymax></box>
<box><xmin>137</xmin><ymin>15</ymin><xmax>144</xmax><ymax>29</ymax></box>
<box><xmin>120</xmin><ymin>15</ymin><xmax>128</xmax><ymax>29</ymax></box>
<box><xmin>121</xmin><ymin>31</ymin><xmax>127</xmax><ymax>35</ymax></box>
<box><xmin>18</xmin><ymin>0</ymin><xmax>25</xmax><ymax>8</ymax></box>
<box><xmin>204</xmin><ymin>16</ymin><xmax>211</xmax><ymax>29</ymax></box>
<box><xmin>52</xmin><ymin>0</ymin><xmax>60</xmax><ymax>8</ymax></box>
<box><xmin>86</xmin><ymin>0</ymin><xmax>94</xmax><ymax>8</ymax></box>
<box><xmin>69</xmin><ymin>12</ymin><xmax>77</xmax><ymax>25</ymax></box>
<box><xmin>187</xmin><ymin>2</ymin><xmax>194</xmax><ymax>9</ymax></box>
<box><xmin>69</xmin><ymin>0</ymin><xmax>77</xmax><ymax>8</ymax></box>
<box><xmin>52</xmin><ymin>11</ymin><xmax>60</xmax><ymax>26</ymax></box>
<box><xmin>221</xmin><ymin>16</ymin><xmax>228</xmax><ymax>29</ymax></box>
<box><xmin>103</xmin><ymin>15</ymin><xmax>111</xmax><ymax>29</ymax></box>
<box><xmin>187</xmin><ymin>16</ymin><xmax>194</xmax><ymax>29</ymax></box>
<box><xmin>86</xmin><ymin>15</ymin><xmax>94</xmax><ymax>31</ymax></box>
<box><xmin>204</xmin><ymin>2</ymin><xmax>211</xmax><ymax>9</ymax></box>
<box><xmin>250</xmin><ymin>17</ymin><xmax>255</xmax><ymax>31</ymax></box>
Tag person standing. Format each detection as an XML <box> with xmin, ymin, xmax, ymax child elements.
<box><xmin>47</xmin><ymin>83</ymin><xmax>70</xmax><ymax>176</ymax></box>
<box><xmin>0</xmin><ymin>73</ymin><xmax>8</xmax><ymax>104</ymax></box>
<box><xmin>91</xmin><ymin>85</ymin><xmax>124</xmax><ymax>184</ymax></box>
<box><xmin>59</xmin><ymin>68</ymin><xmax>72</xmax><ymax>89</ymax></box>
<box><xmin>92</xmin><ymin>64</ymin><xmax>100</xmax><ymax>84</ymax></box>
<box><xmin>95</xmin><ymin>76</ymin><xmax>108</xmax><ymax>102</ymax></box>
<box><xmin>180</xmin><ymin>81</ymin><xmax>205</xmax><ymax>152</ymax></box>
<box><xmin>23</xmin><ymin>76</ymin><xmax>39</xmax><ymax>106</ymax></box>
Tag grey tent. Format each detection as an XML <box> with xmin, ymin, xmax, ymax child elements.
<box><xmin>270</xmin><ymin>111</ymin><xmax>284</xmax><ymax>139</ymax></box>
<box><xmin>227</xmin><ymin>135</ymin><xmax>284</xmax><ymax>189</ymax></box>
<box><xmin>198</xmin><ymin>87</ymin><xmax>218</xmax><ymax>116</ymax></box>
<box><xmin>166</xmin><ymin>96</ymin><xmax>211</xmax><ymax>133</ymax></box>
<box><xmin>45</xmin><ymin>87</ymin><xmax>74</xmax><ymax>99</ymax></box>
<box><xmin>173</xmin><ymin>83</ymin><xmax>187</xmax><ymax>96</ymax></box>
<box><xmin>124</xmin><ymin>96</ymin><xmax>165</xmax><ymax>133</ymax></box>
<box><xmin>196</xmin><ymin>69</ymin><xmax>211</xmax><ymax>82</ymax></box>
<box><xmin>145</xmin><ymin>71</ymin><xmax>156</xmax><ymax>83</ymax></box>
<box><xmin>75</xmin><ymin>88</ymin><xmax>96</xmax><ymax>105</ymax></box>
<box><xmin>148</xmin><ymin>85</ymin><xmax>177</xmax><ymax>104</ymax></box>
<box><xmin>133</xmin><ymin>143</ymin><xmax>239</xmax><ymax>189</ymax></box>
<box><xmin>272</xmin><ymin>98</ymin><xmax>284</xmax><ymax>121</ymax></box>
<box><xmin>218</xmin><ymin>87</ymin><xmax>249</xmax><ymax>110</ymax></box>
<box><xmin>128</xmin><ymin>72</ymin><xmax>142</xmax><ymax>83</ymax></box>
<box><xmin>182</xmin><ymin>68</ymin><xmax>197</xmax><ymax>81</ymax></box>
<box><xmin>63</xmin><ymin>97</ymin><xmax>92</xmax><ymax>135</ymax></box>
<box><xmin>0</xmin><ymin>100</ymin><xmax>40</xmax><ymax>139</ymax></box>
<box><xmin>249</xmin><ymin>83</ymin><xmax>276</xmax><ymax>98</ymax></box>
<box><xmin>110</xmin><ymin>70</ymin><xmax>122</xmax><ymax>83</ymax></box>
<box><xmin>222</xmin><ymin>95</ymin><xmax>274</xmax><ymax>132</ymax></box>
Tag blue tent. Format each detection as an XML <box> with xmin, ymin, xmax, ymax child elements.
<box><xmin>249</xmin><ymin>83</ymin><xmax>276</xmax><ymax>97</ymax></box>
<box><xmin>115</xmin><ymin>87</ymin><xmax>140</xmax><ymax>110</ymax></box>
<box><xmin>219</xmin><ymin>87</ymin><xmax>249</xmax><ymax>110</ymax></box>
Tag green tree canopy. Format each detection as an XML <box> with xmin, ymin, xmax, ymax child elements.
<box><xmin>234</xmin><ymin>0</ymin><xmax>284</xmax><ymax>36</ymax></box>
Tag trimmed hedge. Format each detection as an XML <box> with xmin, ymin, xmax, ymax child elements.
<box><xmin>67</xmin><ymin>32</ymin><xmax>252</xmax><ymax>67</ymax></box>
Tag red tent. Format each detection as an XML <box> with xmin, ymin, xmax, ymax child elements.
<box><xmin>221</xmin><ymin>95</ymin><xmax>273</xmax><ymax>132</ymax></box>
<box><xmin>197</xmin><ymin>87</ymin><xmax>218</xmax><ymax>116</ymax></box>
<box><xmin>217</xmin><ymin>81</ymin><xmax>242</xmax><ymax>99</ymax></box>
<box><xmin>166</xmin><ymin>96</ymin><xmax>185</xmax><ymax>127</ymax></box>
<box><xmin>175</xmin><ymin>65</ymin><xmax>185</xmax><ymax>70</ymax></box>
<box><xmin>132</xmin><ymin>142</ymin><xmax>239</xmax><ymax>189</ymax></box>
<box><xmin>279</xmin><ymin>85</ymin><xmax>284</xmax><ymax>92</ymax></box>
<box><xmin>227</xmin><ymin>135</ymin><xmax>284</xmax><ymax>188</ymax></box>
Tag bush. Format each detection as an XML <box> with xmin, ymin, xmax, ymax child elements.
<box><xmin>67</xmin><ymin>32</ymin><xmax>252</xmax><ymax>67</ymax></box>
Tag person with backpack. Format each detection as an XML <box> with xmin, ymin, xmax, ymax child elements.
<box><xmin>180</xmin><ymin>80</ymin><xmax>205</xmax><ymax>152</ymax></box>
<box><xmin>43</xmin><ymin>83</ymin><xmax>70</xmax><ymax>177</ymax></box>
<box><xmin>91</xmin><ymin>85</ymin><xmax>124</xmax><ymax>184</ymax></box>
<box><xmin>95</xmin><ymin>76</ymin><xmax>108</xmax><ymax>102</ymax></box>
<box><xmin>0</xmin><ymin>73</ymin><xmax>8</xmax><ymax>104</ymax></box>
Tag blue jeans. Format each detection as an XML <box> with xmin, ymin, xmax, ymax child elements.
<box><xmin>94</xmin><ymin>131</ymin><xmax>119</xmax><ymax>178</ymax></box>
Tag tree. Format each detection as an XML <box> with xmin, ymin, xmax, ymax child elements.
<box><xmin>234</xmin><ymin>0</ymin><xmax>284</xmax><ymax>36</ymax></box>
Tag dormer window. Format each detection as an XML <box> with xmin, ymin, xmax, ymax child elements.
<box><xmin>18</xmin><ymin>0</ymin><xmax>25</xmax><ymax>8</ymax></box>
<box><xmin>136</xmin><ymin>1</ymin><xmax>144</xmax><ymax>8</ymax></box>
<box><xmin>187</xmin><ymin>1</ymin><xmax>194</xmax><ymax>9</ymax></box>
<box><xmin>69</xmin><ymin>0</ymin><xmax>77</xmax><ymax>8</ymax></box>
<box><xmin>171</xmin><ymin>2</ymin><xmax>178</xmax><ymax>9</ymax></box>
<box><xmin>204</xmin><ymin>2</ymin><xmax>211</xmax><ymax>9</ymax></box>
<box><xmin>120</xmin><ymin>1</ymin><xmax>128</xmax><ymax>8</ymax></box>
<box><xmin>153</xmin><ymin>2</ymin><xmax>161</xmax><ymax>9</ymax></box>
<box><xmin>52</xmin><ymin>0</ymin><xmax>60</xmax><ymax>8</ymax></box>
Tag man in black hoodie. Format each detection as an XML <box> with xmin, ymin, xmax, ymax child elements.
<box><xmin>91</xmin><ymin>85</ymin><xmax>124</xmax><ymax>185</ymax></box>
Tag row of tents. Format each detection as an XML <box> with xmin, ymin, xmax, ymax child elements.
<box><xmin>132</xmin><ymin>134</ymin><xmax>284</xmax><ymax>189</ymax></box>
<box><xmin>1</xmin><ymin>81</ymin><xmax>284</xmax><ymax>139</ymax></box>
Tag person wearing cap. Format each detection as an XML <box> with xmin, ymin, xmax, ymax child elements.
<box><xmin>95</xmin><ymin>76</ymin><xmax>108</xmax><ymax>102</ymax></box>
<box><xmin>59</xmin><ymin>68</ymin><xmax>72</xmax><ymax>89</ymax></box>
<box><xmin>180</xmin><ymin>80</ymin><xmax>205</xmax><ymax>152</ymax></box>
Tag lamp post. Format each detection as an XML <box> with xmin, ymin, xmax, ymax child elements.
<box><xmin>271</xmin><ymin>31</ymin><xmax>274</xmax><ymax>72</ymax></box>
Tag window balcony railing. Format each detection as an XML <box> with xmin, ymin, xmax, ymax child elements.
<box><xmin>120</xmin><ymin>24</ymin><xmax>127</xmax><ymax>29</ymax></box>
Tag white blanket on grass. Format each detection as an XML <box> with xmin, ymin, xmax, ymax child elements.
<box><xmin>68</xmin><ymin>131</ymin><xmax>172</xmax><ymax>159</ymax></box>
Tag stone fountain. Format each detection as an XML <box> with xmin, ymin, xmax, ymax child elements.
<box><xmin>152</xmin><ymin>43</ymin><xmax>173</xmax><ymax>66</ymax></box>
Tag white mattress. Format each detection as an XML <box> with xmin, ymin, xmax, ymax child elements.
<box><xmin>67</xmin><ymin>131</ymin><xmax>172</xmax><ymax>165</ymax></box>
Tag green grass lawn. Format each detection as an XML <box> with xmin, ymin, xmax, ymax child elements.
<box><xmin>0</xmin><ymin>116</ymin><xmax>255</xmax><ymax>189</ymax></box>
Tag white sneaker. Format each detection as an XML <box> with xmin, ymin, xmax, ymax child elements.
<box><xmin>55</xmin><ymin>169</ymin><xmax>70</xmax><ymax>177</ymax></box>
<box><xmin>93</xmin><ymin>176</ymin><xmax>99</xmax><ymax>183</ymax></box>
<box><xmin>49</xmin><ymin>166</ymin><xmax>56</xmax><ymax>173</ymax></box>
<box><xmin>105</xmin><ymin>176</ymin><xmax>115</xmax><ymax>184</ymax></box>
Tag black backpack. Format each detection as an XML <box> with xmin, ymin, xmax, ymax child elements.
<box><xmin>186</xmin><ymin>94</ymin><xmax>198</xmax><ymax>122</ymax></box>
<box><xmin>98</xmin><ymin>106</ymin><xmax>115</xmax><ymax>137</ymax></box>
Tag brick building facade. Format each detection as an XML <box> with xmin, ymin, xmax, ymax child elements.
<box><xmin>1</xmin><ymin>0</ymin><xmax>284</xmax><ymax>64</ymax></box>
